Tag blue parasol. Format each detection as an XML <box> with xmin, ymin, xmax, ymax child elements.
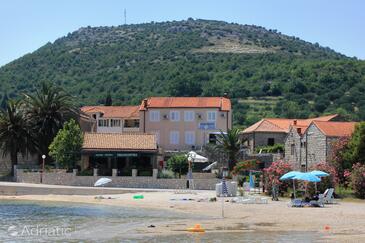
<box><xmin>292</xmin><ymin>172</ymin><xmax>321</xmax><ymax>182</ymax></box>
<box><xmin>310</xmin><ymin>170</ymin><xmax>329</xmax><ymax>177</ymax></box>
<box><xmin>280</xmin><ymin>171</ymin><xmax>302</xmax><ymax>180</ymax></box>
<box><xmin>280</xmin><ymin>171</ymin><xmax>302</xmax><ymax>199</ymax></box>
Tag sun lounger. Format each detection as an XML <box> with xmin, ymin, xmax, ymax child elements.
<box><xmin>289</xmin><ymin>198</ymin><xmax>304</xmax><ymax>207</ymax></box>
<box><xmin>231</xmin><ymin>196</ymin><xmax>268</xmax><ymax>204</ymax></box>
<box><xmin>319</xmin><ymin>188</ymin><xmax>335</xmax><ymax>204</ymax></box>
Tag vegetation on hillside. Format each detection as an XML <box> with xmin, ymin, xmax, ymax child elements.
<box><xmin>0</xmin><ymin>19</ymin><xmax>364</xmax><ymax>126</ymax></box>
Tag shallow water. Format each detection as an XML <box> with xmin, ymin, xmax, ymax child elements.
<box><xmin>0</xmin><ymin>200</ymin><xmax>320</xmax><ymax>242</ymax></box>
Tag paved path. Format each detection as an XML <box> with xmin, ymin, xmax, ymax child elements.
<box><xmin>0</xmin><ymin>182</ymin><xmax>211</xmax><ymax>195</ymax></box>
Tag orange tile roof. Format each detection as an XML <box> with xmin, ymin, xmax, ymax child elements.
<box><xmin>81</xmin><ymin>106</ymin><xmax>140</xmax><ymax>119</ymax></box>
<box><xmin>139</xmin><ymin>97</ymin><xmax>231</xmax><ymax>111</ymax></box>
<box><xmin>82</xmin><ymin>133</ymin><xmax>157</xmax><ymax>151</ymax></box>
<box><xmin>242</xmin><ymin>114</ymin><xmax>338</xmax><ymax>133</ymax></box>
<box><xmin>312</xmin><ymin>121</ymin><xmax>357</xmax><ymax>137</ymax></box>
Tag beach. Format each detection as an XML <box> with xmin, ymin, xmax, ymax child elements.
<box><xmin>1</xmin><ymin>188</ymin><xmax>365</xmax><ymax>242</ymax></box>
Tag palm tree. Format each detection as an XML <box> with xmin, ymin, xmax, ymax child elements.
<box><xmin>23</xmin><ymin>82</ymin><xmax>78</xmax><ymax>160</ymax></box>
<box><xmin>215</xmin><ymin>128</ymin><xmax>242</xmax><ymax>171</ymax></box>
<box><xmin>0</xmin><ymin>100</ymin><xmax>35</xmax><ymax>174</ymax></box>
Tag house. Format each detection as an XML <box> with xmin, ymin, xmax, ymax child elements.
<box><xmin>80</xmin><ymin>106</ymin><xmax>140</xmax><ymax>133</ymax></box>
<box><xmin>241</xmin><ymin>115</ymin><xmax>338</xmax><ymax>152</ymax></box>
<box><xmin>80</xmin><ymin>133</ymin><xmax>158</xmax><ymax>176</ymax></box>
<box><xmin>139</xmin><ymin>97</ymin><xmax>232</xmax><ymax>151</ymax></box>
<box><xmin>79</xmin><ymin>96</ymin><xmax>232</xmax><ymax>174</ymax></box>
<box><xmin>285</xmin><ymin>121</ymin><xmax>356</xmax><ymax>171</ymax></box>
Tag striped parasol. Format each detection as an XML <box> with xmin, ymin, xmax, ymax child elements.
<box><xmin>222</xmin><ymin>177</ymin><xmax>228</xmax><ymax>196</ymax></box>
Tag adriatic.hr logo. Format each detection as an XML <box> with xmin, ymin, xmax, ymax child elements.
<box><xmin>7</xmin><ymin>224</ymin><xmax>74</xmax><ymax>238</ymax></box>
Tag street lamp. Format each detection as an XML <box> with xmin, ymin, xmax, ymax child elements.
<box><xmin>40</xmin><ymin>155</ymin><xmax>46</xmax><ymax>183</ymax></box>
<box><xmin>187</xmin><ymin>152</ymin><xmax>196</xmax><ymax>189</ymax></box>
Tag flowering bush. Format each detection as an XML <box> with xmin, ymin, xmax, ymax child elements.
<box><xmin>350</xmin><ymin>163</ymin><xmax>365</xmax><ymax>199</ymax></box>
<box><xmin>330</xmin><ymin>137</ymin><xmax>351</xmax><ymax>184</ymax></box>
<box><xmin>263</xmin><ymin>160</ymin><xmax>292</xmax><ymax>195</ymax></box>
<box><xmin>307</xmin><ymin>162</ymin><xmax>338</xmax><ymax>195</ymax></box>
<box><xmin>232</xmin><ymin>160</ymin><xmax>258</xmax><ymax>175</ymax></box>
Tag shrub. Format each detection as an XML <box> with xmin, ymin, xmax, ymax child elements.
<box><xmin>307</xmin><ymin>161</ymin><xmax>338</xmax><ymax>195</ymax></box>
<box><xmin>350</xmin><ymin>163</ymin><xmax>365</xmax><ymax>199</ymax></box>
<box><xmin>263</xmin><ymin>160</ymin><xmax>292</xmax><ymax>195</ymax></box>
<box><xmin>255</xmin><ymin>144</ymin><xmax>284</xmax><ymax>153</ymax></box>
<box><xmin>167</xmin><ymin>154</ymin><xmax>188</xmax><ymax>178</ymax></box>
<box><xmin>79</xmin><ymin>168</ymin><xmax>93</xmax><ymax>176</ymax></box>
<box><xmin>158</xmin><ymin>169</ymin><xmax>175</xmax><ymax>179</ymax></box>
<box><xmin>232</xmin><ymin>160</ymin><xmax>257</xmax><ymax>176</ymax></box>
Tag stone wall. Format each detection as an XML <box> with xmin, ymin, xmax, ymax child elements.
<box><xmin>0</xmin><ymin>153</ymin><xmax>38</xmax><ymax>176</ymax></box>
<box><xmin>284</xmin><ymin>128</ymin><xmax>302</xmax><ymax>170</ymax></box>
<box><xmin>306</xmin><ymin>124</ymin><xmax>327</xmax><ymax>168</ymax></box>
<box><xmin>15</xmin><ymin>170</ymin><xmax>221</xmax><ymax>190</ymax></box>
<box><xmin>244</xmin><ymin>132</ymin><xmax>287</xmax><ymax>152</ymax></box>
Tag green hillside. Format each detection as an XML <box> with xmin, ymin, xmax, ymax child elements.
<box><xmin>0</xmin><ymin>19</ymin><xmax>364</xmax><ymax>126</ymax></box>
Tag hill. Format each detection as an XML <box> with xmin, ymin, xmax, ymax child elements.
<box><xmin>0</xmin><ymin>19</ymin><xmax>364</xmax><ymax>126</ymax></box>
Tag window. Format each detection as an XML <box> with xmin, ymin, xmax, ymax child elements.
<box><xmin>267</xmin><ymin>138</ymin><xmax>275</xmax><ymax>146</ymax></box>
<box><xmin>170</xmin><ymin>131</ymin><xmax>179</xmax><ymax>145</ymax></box>
<box><xmin>185</xmin><ymin>131</ymin><xmax>195</xmax><ymax>145</ymax></box>
<box><xmin>291</xmin><ymin>144</ymin><xmax>295</xmax><ymax>155</ymax></box>
<box><xmin>98</xmin><ymin>119</ymin><xmax>109</xmax><ymax>127</ymax></box>
<box><xmin>170</xmin><ymin>111</ymin><xmax>180</xmax><ymax>121</ymax></box>
<box><xmin>110</xmin><ymin>119</ymin><xmax>121</xmax><ymax>127</ymax></box>
<box><xmin>124</xmin><ymin>119</ymin><xmax>139</xmax><ymax>128</ymax></box>
<box><xmin>208</xmin><ymin>134</ymin><xmax>217</xmax><ymax>144</ymax></box>
<box><xmin>207</xmin><ymin>111</ymin><xmax>217</xmax><ymax>121</ymax></box>
<box><xmin>149</xmin><ymin>111</ymin><xmax>160</xmax><ymax>122</ymax></box>
<box><xmin>184</xmin><ymin>111</ymin><xmax>194</xmax><ymax>121</ymax></box>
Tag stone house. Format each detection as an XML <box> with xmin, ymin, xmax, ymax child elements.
<box><xmin>285</xmin><ymin>121</ymin><xmax>356</xmax><ymax>171</ymax></box>
<box><xmin>241</xmin><ymin>115</ymin><xmax>338</xmax><ymax>153</ymax></box>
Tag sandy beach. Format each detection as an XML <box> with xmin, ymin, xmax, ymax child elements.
<box><xmin>1</xmin><ymin>189</ymin><xmax>365</xmax><ymax>242</ymax></box>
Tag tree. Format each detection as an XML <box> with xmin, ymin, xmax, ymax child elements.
<box><xmin>23</xmin><ymin>82</ymin><xmax>78</xmax><ymax>162</ymax></box>
<box><xmin>0</xmin><ymin>100</ymin><xmax>35</xmax><ymax>174</ymax></box>
<box><xmin>105</xmin><ymin>92</ymin><xmax>112</xmax><ymax>106</ymax></box>
<box><xmin>167</xmin><ymin>154</ymin><xmax>188</xmax><ymax>178</ymax></box>
<box><xmin>215</xmin><ymin>128</ymin><xmax>241</xmax><ymax>171</ymax></box>
<box><xmin>347</xmin><ymin>122</ymin><xmax>365</xmax><ymax>164</ymax></box>
<box><xmin>49</xmin><ymin>119</ymin><xmax>83</xmax><ymax>169</ymax></box>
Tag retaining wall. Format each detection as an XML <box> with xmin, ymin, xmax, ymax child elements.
<box><xmin>15</xmin><ymin>170</ymin><xmax>220</xmax><ymax>190</ymax></box>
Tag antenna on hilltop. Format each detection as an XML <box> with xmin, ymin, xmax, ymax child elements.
<box><xmin>124</xmin><ymin>8</ymin><xmax>127</xmax><ymax>25</ymax></box>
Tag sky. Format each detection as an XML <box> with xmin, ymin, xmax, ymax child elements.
<box><xmin>1</xmin><ymin>0</ymin><xmax>364</xmax><ymax>66</ymax></box>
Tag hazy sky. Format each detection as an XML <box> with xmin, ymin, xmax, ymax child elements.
<box><xmin>1</xmin><ymin>0</ymin><xmax>364</xmax><ymax>66</ymax></box>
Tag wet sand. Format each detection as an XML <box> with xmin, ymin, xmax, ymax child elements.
<box><xmin>1</xmin><ymin>190</ymin><xmax>365</xmax><ymax>242</ymax></box>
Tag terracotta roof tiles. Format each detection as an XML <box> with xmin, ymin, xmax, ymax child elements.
<box><xmin>242</xmin><ymin>114</ymin><xmax>338</xmax><ymax>133</ymax></box>
<box><xmin>312</xmin><ymin>121</ymin><xmax>357</xmax><ymax>137</ymax></box>
<box><xmin>139</xmin><ymin>97</ymin><xmax>231</xmax><ymax>111</ymax></box>
<box><xmin>81</xmin><ymin>106</ymin><xmax>140</xmax><ymax>119</ymax></box>
<box><xmin>82</xmin><ymin>133</ymin><xmax>157</xmax><ymax>151</ymax></box>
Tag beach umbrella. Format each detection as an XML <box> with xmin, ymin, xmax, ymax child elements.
<box><xmin>186</xmin><ymin>151</ymin><xmax>208</xmax><ymax>163</ymax></box>
<box><xmin>310</xmin><ymin>170</ymin><xmax>329</xmax><ymax>177</ymax></box>
<box><xmin>94</xmin><ymin>177</ymin><xmax>112</xmax><ymax>187</ymax></box>
<box><xmin>202</xmin><ymin>161</ymin><xmax>217</xmax><ymax>171</ymax></box>
<box><xmin>292</xmin><ymin>172</ymin><xmax>321</xmax><ymax>182</ymax></box>
<box><xmin>310</xmin><ymin>170</ymin><xmax>329</xmax><ymax>193</ymax></box>
<box><xmin>280</xmin><ymin>171</ymin><xmax>302</xmax><ymax>180</ymax></box>
<box><xmin>221</xmin><ymin>177</ymin><xmax>228</xmax><ymax>218</ymax></box>
<box><xmin>249</xmin><ymin>171</ymin><xmax>255</xmax><ymax>189</ymax></box>
<box><xmin>280</xmin><ymin>171</ymin><xmax>302</xmax><ymax>198</ymax></box>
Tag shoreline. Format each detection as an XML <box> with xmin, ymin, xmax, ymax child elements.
<box><xmin>1</xmin><ymin>190</ymin><xmax>365</xmax><ymax>241</ymax></box>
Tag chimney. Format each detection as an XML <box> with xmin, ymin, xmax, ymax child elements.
<box><xmin>143</xmin><ymin>99</ymin><xmax>148</xmax><ymax>109</ymax></box>
<box><xmin>293</xmin><ymin>120</ymin><xmax>297</xmax><ymax>125</ymax></box>
<box><xmin>223</xmin><ymin>92</ymin><xmax>228</xmax><ymax>98</ymax></box>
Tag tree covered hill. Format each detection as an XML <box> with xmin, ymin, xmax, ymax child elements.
<box><xmin>0</xmin><ymin>19</ymin><xmax>364</xmax><ymax>126</ymax></box>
